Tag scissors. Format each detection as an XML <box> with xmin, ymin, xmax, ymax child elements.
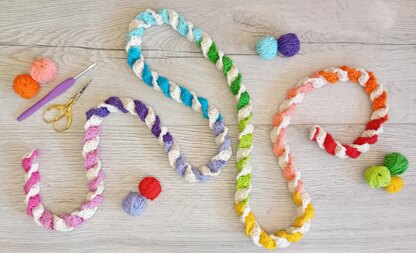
<box><xmin>18</xmin><ymin>63</ymin><xmax>96</xmax><ymax>121</ymax></box>
<box><xmin>43</xmin><ymin>79</ymin><xmax>93</xmax><ymax>132</ymax></box>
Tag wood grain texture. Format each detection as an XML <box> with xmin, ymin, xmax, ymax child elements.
<box><xmin>0</xmin><ymin>0</ymin><xmax>415</xmax><ymax>252</ymax></box>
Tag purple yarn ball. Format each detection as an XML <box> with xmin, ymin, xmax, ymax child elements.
<box><xmin>277</xmin><ymin>33</ymin><xmax>300</xmax><ymax>57</ymax></box>
<box><xmin>122</xmin><ymin>192</ymin><xmax>147</xmax><ymax>216</ymax></box>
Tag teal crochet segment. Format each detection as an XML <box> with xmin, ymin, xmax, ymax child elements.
<box><xmin>125</xmin><ymin>8</ymin><xmax>276</xmax><ymax>249</ymax></box>
<box><xmin>127</xmin><ymin>10</ymin><xmax>214</xmax><ymax>120</ymax></box>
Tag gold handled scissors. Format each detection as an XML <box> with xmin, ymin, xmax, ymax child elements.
<box><xmin>43</xmin><ymin>79</ymin><xmax>93</xmax><ymax>132</ymax></box>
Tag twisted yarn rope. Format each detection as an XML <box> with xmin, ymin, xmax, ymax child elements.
<box><xmin>21</xmin><ymin>96</ymin><xmax>231</xmax><ymax>231</ymax></box>
<box><xmin>126</xmin><ymin>8</ymin><xmax>252</xmax><ymax>130</ymax></box>
<box><xmin>259</xmin><ymin>66</ymin><xmax>389</xmax><ymax>248</ymax></box>
<box><xmin>126</xmin><ymin>8</ymin><xmax>272</xmax><ymax>248</ymax></box>
<box><xmin>307</xmin><ymin>66</ymin><xmax>388</xmax><ymax>158</ymax></box>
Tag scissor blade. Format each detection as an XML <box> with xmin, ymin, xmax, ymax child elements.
<box><xmin>73</xmin><ymin>79</ymin><xmax>93</xmax><ymax>100</ymax></box>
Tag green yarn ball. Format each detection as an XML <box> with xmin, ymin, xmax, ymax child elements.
<box><xmin>384</xmin><ymin>152</ymin><xmax>409</xmax><ymax>175</ymax></box>
<box><xmin>364</xmin><ymin>165</ymin><xmax>391</xmax><ymax>189</ymax></box>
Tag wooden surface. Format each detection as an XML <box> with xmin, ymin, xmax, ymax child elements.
<box><xmin>1</xmin><ymin>0</ymin><xmax>415</xmax><ymax>252</ymax></box>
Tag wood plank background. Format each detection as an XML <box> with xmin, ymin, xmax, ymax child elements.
<box><xmin>0</xmin><ymin>0</ymin><xmax>415</xmax><ymax>252</ymax></box>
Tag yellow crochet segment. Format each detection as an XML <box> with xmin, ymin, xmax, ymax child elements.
<box><xmin>234</xmin><ymin>190</ymin><xmax>314</xmax><ymax>249</ymax></box>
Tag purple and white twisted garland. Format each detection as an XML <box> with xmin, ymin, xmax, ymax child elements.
<box><xmin>22</xmin><ymin>97</ymin><xmax>231</xmax><ymax>231</ymax></box>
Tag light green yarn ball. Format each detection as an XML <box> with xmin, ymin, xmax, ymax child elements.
<box><xmin>364</xmin><ymin>165</ymin><xmax>391</xmax><ymax>189</ymax></box>
<box><xmin>384</xmin><ymin>152</ymin><xmax>409</xmax><ymax>175</ymax></box>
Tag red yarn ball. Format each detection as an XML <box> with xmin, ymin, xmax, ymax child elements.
<box><xmin>138</xmin><ymin>177</ymin><xmax>161</xmax><ymax>200</ymax></box>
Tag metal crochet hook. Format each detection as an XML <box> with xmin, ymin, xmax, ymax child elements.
<box><xmin>43</xmin><ymin>79</ymin><xmax>93</xmax><ymax>132</ymax></box>
<box><xmin>17</xmin><ymin>63</ymin><xmax>97</xmax><ymax>121</ymax></box>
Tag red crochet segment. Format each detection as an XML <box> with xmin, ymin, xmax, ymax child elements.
<box><xmin>309</xmin><ymin>66</ymin><xmax>388</xmax><ymax>159</ymax></box>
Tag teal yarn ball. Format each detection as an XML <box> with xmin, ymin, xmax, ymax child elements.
<box><xmin>256</xmin><ymin>36</ymin><xmax>277</xmax><ymax>60</ymax></box>
<box><xmin>384</xmin><ymin>152</ymin><xmax>409</xmax><ymax>175</ymax></box>
<box><xmin>364</xmin><ymin>165</ymin><xmax>391</xmax><ymax>189</ymax></box>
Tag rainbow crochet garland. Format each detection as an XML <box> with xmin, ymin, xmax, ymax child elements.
<box><xmin>126</xmin><ymin>7</ymin><xmax>263</xmax><ymax>247</ymax></box>
<box><xmin>20</xmin><ymin>7</ymin><xmax>392</xmax><ymax>250</ymax></box>
<box><xmin>22</xmin><ymin>97</ymin><xmax>231</xmax><ymax>231</ymax></box>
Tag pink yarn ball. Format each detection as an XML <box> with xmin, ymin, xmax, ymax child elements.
<box><xmin>30</xmin><ymin>58</ymin><xmax>58</xmax><ymax>84</ymax></box>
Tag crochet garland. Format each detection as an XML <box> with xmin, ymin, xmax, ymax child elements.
<box><xmin>21</xmin><ymin>97</ymin><xmax>231</xmax><ymax>231</ymax></box>
<box><xmin>308</xmin><ymin>67</ymin><xmax>388</xmax><ymax>158</ymax></box>
<box><xmin>126</xmin><ymin>8</ymin><xmax>261</xmax><ymax>247</ymax></box>
<box><xmin>20</xmin><ymin>7</ymin><xmax>390</xmax><ymax>249</ymax></box>
<box><xmin>260</xmin><ymin>65</ymin><xmax>388</xmax><ymax>249</ymax></box>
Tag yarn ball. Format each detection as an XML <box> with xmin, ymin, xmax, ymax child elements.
<box><xmin>13</xmin><ymin>74</ymin><xmax>40</xmax><ymax>99</ymax></box>
<box><xmin>364</xmin><ymin>165</ymin><xmax>391</xmax><ymax>189</ymax></box>
<box><xmin>255</xmin><ymin>36</ymin><xmax>278</xmax><ymax>60</ymax></box>
<box><xmin>30</xmin><ymin>58</ymin><xmax>57</xmax><ymax>84</ymax></box>
<box><xmin>384</xmin><ymin>152</ymin><xmax>409</xmax><ymax>175</ymax></box>
<box><xmin>138</xmin><ymin>176</ymin><xmax>161</xmax><ymax>201</ymax></box>
<box><xmin>277</xmin><ymin>33</ymin><xmax>300</xmax><ymax>57</ymax></box>
<box><xmin>122</xmin><ymin>192</ymin><xmax>147</xmax><ymax>216</ymax></box>
<box><xmin>385</xmin><ymin>176</ymin><xmax>404</xmax><ymax>194</ymax></box>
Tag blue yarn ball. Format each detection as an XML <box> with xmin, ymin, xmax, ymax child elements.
<box><xmin>256</xmin><ymin>36</ymin><xmax>277</xmax><ymax>60</ymax></box>
<box><xmin>122</xmin><ymin>192</ymin><xmax>147</xmax><ymax>216</ymax></box>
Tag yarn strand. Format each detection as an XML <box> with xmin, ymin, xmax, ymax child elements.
<box><xmin>307</xmin><ymin>66</ymin><xmax>388</xmax><ymax>158</ymax></box>
<box><xmin>22</xmin><ymin>97</ymin><xmax>231</xmax><ymax>231</ymax></box>
<box><xmin>265</xmin><ymin>66</ymin><xmax>389</xmax><ymax>247</ymax></box>
<box><xmin>20</xmin><ymin>8</ymin><xmax>391</xmax><ymax>249</ymax></box>
<box><xmin>127</xmin><ymin>8</ymin><xmax>286</xmax><ymax>249</ymax></box>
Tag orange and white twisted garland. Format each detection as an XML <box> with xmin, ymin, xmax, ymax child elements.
<box><xmin>272</xmin><ymin>65</ymin><xmax>388</xmax><ymax>160</ymax></box>
<box><xmin>307</xmin><ymin>66</ymin><xmax>388</xmax><ymax>158</ymax></box>
<box><xmin>247</xmin><ymin>66</ymin><xmax>388</xmax><ymax>249</ymax></box>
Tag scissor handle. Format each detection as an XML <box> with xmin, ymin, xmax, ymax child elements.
<box><xmin>44</xmin><ymin>104</ymin><xmax>64</xmax><ymax>123</ymax></box>
<box><xmin>43</xmin><ymin>99</ymin><xmax>75</xmax><ymax>132</ymax></box>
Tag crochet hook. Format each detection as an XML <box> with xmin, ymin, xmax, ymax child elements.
<box><xmin>17</xmin><ymin>63</ymin><xmax>96</xmax><ymax>121</ymax></box>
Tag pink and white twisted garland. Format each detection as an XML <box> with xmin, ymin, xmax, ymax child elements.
<box><xmin>21</xmin><ymin>97</ymin><xmax>231</xmax><ymax>231</ymax></box>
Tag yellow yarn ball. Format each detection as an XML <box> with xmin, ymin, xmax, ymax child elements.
<box><xmin>385</xmin><ymin>176</ymin><xmax>404</xmax><ymax>194</ymax></box>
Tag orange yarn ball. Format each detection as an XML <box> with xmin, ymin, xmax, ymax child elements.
<box><xmin>30</xmin><ymin>58</ymin><xmax>57</xmax><ymax>84</ymax></box>
<box><xmin>13</xmin><ymin>74</ymin><xmax>40</xmax><ymax>99</ymax></box>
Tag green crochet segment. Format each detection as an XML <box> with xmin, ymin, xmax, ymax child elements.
<box><xmin>236</xmin><ymin>174</ymin><xmax>251</xmax><ymax>190</ymax></box>
<box><xmin>239</xmin><ymin>114</ymin><xmax>252</xmax><ymax>132</ymax></box>
<box><xmin>197</xmin><ymin>35</ymin><xmax>253</xmax><ymax>205</ymax></box>
<box><xmin>231</xmin><ymin>74</ymin><xmax>242</xmax><ymax>95</ymax></box>
<box><xmin>207</xmin><ymin>43</ymin><xmax>219</xmax><ymax>64</ymax></box>
<box><xmin>239</xmin><ymin>134</ymin><xmax>253</xmax><ymax>149</ymax></box>
<box><xmin>237</xmin><ymin>157</ymin><xmax>250</xmax><ymax>172</ymax></box>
